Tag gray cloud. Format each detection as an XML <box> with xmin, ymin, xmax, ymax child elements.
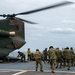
<box><xmin>49</xmin><ymin>28</ymin><xmax>75</xmax><ymax>34</ymax></box>
<box><xmin>62</xmin><ymin>20</ymin><xmax>75</xmax><ymax>24</ymax></box>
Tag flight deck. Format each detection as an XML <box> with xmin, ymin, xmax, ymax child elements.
<box><xmin>0</xmin><ymin>61</ymin><xmax>75</xmax><ymax>75</ymax></box>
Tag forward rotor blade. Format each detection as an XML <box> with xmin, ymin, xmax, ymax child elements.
<box><xmin>0</xmin><ymin>14</ymin><xmax>6</xmax><ymax>17</ymax></box>
<box><xmin>0</xmin><ymin>15</ymin><xmax>3</xmax><ymax>16</ymax></box>
<box><xmin>16</xmin><ymin>1</ymin><xmax>73</xmax><ymax>15</ymax></box>
<box><xmin>16</xmin><ymin>17</ymin><xmax>37</xmax><ymax>24</ymax></box>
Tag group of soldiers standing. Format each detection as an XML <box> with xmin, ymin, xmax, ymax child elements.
<box><xmin>17</xmin><ymin>46</ymin><xmax>75</xmax><ymax>73</ymax></box>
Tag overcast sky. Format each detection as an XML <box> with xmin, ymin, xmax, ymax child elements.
<box><xmin>0</xmin><ymin>0</ymin><xmax>75</xmax><ymax>52</ymax></box>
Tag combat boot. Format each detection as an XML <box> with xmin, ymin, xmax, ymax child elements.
<box><xmin>51</xmin><ymin>70</ymin><xmax>55</xmax><ymax>73</ymax></box>
<box><xmin>40</xmin><ymin>70</ymin><xmax>43</xmax><ymax>72</ymax></box>
<box><xmin>56</xmin><ymin>66</ymin><xmax>58</xmax><ymax>68</ymax></box>
<box><xmin>36</xmin><ymin>68</ymin><xmax>37</xmax><ymax>71</ymax></box>
<box><xmin>51</xmin><ymin>71</ymin><xmax>55</xmax><ymax>73</ymax></box>
<box><xmin>67</xmin><ymin>68</ymin><xmax>70</xmax><ymax>70</ymax></box>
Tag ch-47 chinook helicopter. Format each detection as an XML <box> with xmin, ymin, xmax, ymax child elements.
<box><xmin>0</xmin><ymin>1</ymin><xmax>73</xmax><ymax>61</ymax></box>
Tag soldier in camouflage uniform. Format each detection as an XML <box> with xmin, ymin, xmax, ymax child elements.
<box><xmin>17</xmin><ymin>51</ymin><xmax>26</xmax><ymax>62</ymax></box>
<box><xmin>31</xmin><ymin>53</ymin><xmax>35</xmax><ymax>61</ymax></box>
<box><xmin>34</xmin><ymin>49</ymin><xmax>43</xmax><ymax>72</ymax></box>
<box><xmin>74</xmin><ymin>53</ymin><xmax>75</xmax><ymax>66</ymax></box>
<box><xmin>43</xmin><ymin>48</ymin><xmax>48</xmax><ymax>64</ymax></box>
<box><xmin>70</xmin><ymin>47</ymin><xmax>74</xmax><ymax>66</ymax></box>
<box><xmin>55</xmin><ymin>48</ymin><xmax>62</xmax><ymax>68</ymax></box>
<box><xmin>65</xmin><ymin>47</ymin><xmax>71</xmax><ymax>70</ymax></box>
<box><xmin>48</xmin><ymin>46</ymin><xmax>56</xmax><ymax>73</ymax></box>
<box><xmin>62</xmin><ymin>48</ymin><xmax>67</xmax><ymax>68</ymax></box>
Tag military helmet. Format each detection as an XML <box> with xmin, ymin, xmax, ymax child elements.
<box><xmin>70</xmin><ymin>47</ymin><xmax>73</xmax><ymax>50</ymax></box>
<box><xmin>45</xmin><ymin>48</ymin><xmax>47</xmax><ymax>50</ymax></box>
<box><xmin>36</xmin><ymin>49</ymin><xmax>39</xmax><ymax>51</ymax></box>
<box><xmin>49</xmin><ymin>46</ymin><xmax>53</xmax><ymax>49</ymax></box>
<box><xmin>28</xmin><ymin>48</ymin><xmax>30</xmax><ymax>50</ymax></box>
<box><xmin>66</xmin><ymin>47</ymin><xmax>69</xmax><ymax>49</ymax></box>
<box><xmin>56</xmin><ymin>47</ymin><xmax>59</xmax><ymax>49</ymax></box>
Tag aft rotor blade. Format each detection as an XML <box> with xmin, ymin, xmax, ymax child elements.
<box><xmin>16</xmin><ymin>1</ymin><xmax>73</xmax><ymax>15</ymax></box>
<box><xmin>16</xmin><ymin>17</ymin><xmax>37</xmax><ymax>24</ymax></box>
<box><xmin>0</xmin><ymin>14</ymin><xmax>6</xmax><ymax>17</ymax></box>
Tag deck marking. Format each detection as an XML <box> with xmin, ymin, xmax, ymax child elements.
<box><xmin>31</xmin><ymin>70</ymin><xmax>75</xmax><ymax>74</ymax></box>
<box><xmin>12</xmin><ymin>70</ymin><xmax>31</xmax><ymax>75</ymax></box>
<box><xmin>0</xmin><ymin>69</ymin><xmax>75</xmax><ymax>74</ymax></box>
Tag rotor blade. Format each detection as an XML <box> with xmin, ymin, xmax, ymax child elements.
<box><xmin>0</xmin><ymin>14</ymin><xmax>6</xmax><ymax>17</ymax></box>
<box><xmin>0</xmin><ymin>15</ymin><xmax>3</xmax><ymax>16</ymax></box>
<box><xmin>16</xmin><ymin>17</ymin><xmax>37</xmax><ymax>24</ymax></box>
<box><xmin>16</xmin><ymin>1</ymin><xmax>73</xmax><ymax>15</ymax></box>
<box><xmin>0</xmin><ymin>15</ymin><xmax>4</xmax><ymax>16</ymax></box>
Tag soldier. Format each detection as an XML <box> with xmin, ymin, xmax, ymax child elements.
<box><xmin>31</xmin><ymin>53</ymin><xmax>35</xmax><ymax>61</ymax></box>
<box><xmin>42</xmin><ymin>48</ymin><xmax>48</xmax><ymax>64</ymax></box>
<box><xmin>55</xmin><ymin>48</ymin><xmax>62</xmax><ymax>68</ymax></box>
<box><xmin>70</xmin><ymin>47</ymin><xmax>74</xmax><ymax>66</ymax></box>
<box><xmin>74</xmin><ymin>53</ymin><xmax>75</xmax><ymax>66</ymax></box>
<box><xmin>65</xmin><ymin>47</ymin><xmax>71</xmax><ymax>70</ymax></box>
<box><xmin>62</xmin><ymin>48</ymin><xmax>66</xmax><ymax>68</ymax></box>
<box><xmin>48</xmin><ymin>46</ymin><xmax>56</xmax><ymax>73</ymax></box>
<box><xmin>34</xmin><ymin>49</ymin><xmax>43</xmax><ymax>72</ymax></box>
<box><xmin>27</xmin><ymin>48</ymin><xmax>31</xmax><ymax>61</ymax></box>
<box><xmin>17</xmin><ymin>51</ymin><xmax>26</xmax><ymax>62</ymax></box>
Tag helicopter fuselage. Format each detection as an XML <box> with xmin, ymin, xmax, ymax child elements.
<box><xmin>0</xmin><ymin>18</ymin><xmax>25</xmax><ymax>59</ymax></box>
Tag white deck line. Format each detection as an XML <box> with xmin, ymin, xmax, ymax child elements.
<box><xmin>12</xmin><ymin>70</ymin><xmax>31</xmax><ymax>75</ymax></box>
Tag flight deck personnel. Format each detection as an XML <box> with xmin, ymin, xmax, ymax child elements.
<box><xmin>70</xmin><ymin>47</ymin><xmax>75</xmax><ymax>66</ymax></box>
<box><xmin>34</xmin><ymin>49</ymin><xmax>43</xmax><ymax>72</ymax></box>
<box><xmin>65</xmin><ymin>47</ymin><xmax>71</xmax><ymax>70</ymax></box>
<box><xmin>17</xmin><ymin>51</ymin><xmax>26</xmax><ymax>62</ymax></box>
<box><xmin>55</xmin><ymin>48</ymin><xmax>62</xmax><ymax>68</ymax></box>
<box><xmin>27</xmin><ymin>48</ymin><xmax>31</xmax><ymax>61</ymax></box>
<box><xmin>43</xmin><ymin>48</ymin><xmax>48</xmax><ymax>64</ymax></box>
<box><xmin>48</xmin><ymin>46</ymin><xmax>56</xmax><ymax>73</ymax></box>
<box><xmin>62</xmin><ymin>48</ymin><xmax>66</xmax><ymax>68</ymax></box>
